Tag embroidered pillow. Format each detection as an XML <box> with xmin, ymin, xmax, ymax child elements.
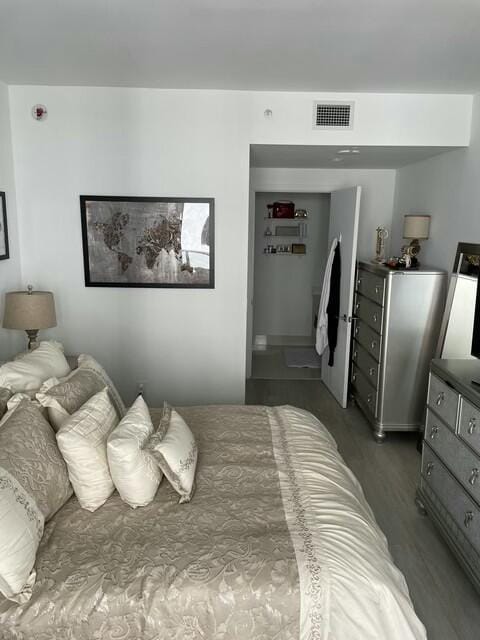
<box><xmin>107</xmin><ymin>395</ymin><xmax>162</xmax><ymax>508</ymax></box>
<box><xmin>146</xmin><ymin>404</ymin><xmax>198</xmax><ymax>504</ymax></box>
<box><xmin>0</xmin><ymin>341</ymin><xmax>71</xmax><ymax>393</ymax></box>
<box><xmin>0</xmin><ymin>399</ymin><xmax>73</xmax><ymax>603</ymax></box>
<box><xmin>76</xmin><ymin>354</ymin><xmax>126</xmax><ymax>418</ymax></box>
<box><xmin>56</xmin><ymin>388</ymin><xmax>119</xmax><ymax>512</ymax></box>
<box><xmin>37</xmin><ymin>367</ymin><xmax>121</xmax><ymax>432</ymax></box>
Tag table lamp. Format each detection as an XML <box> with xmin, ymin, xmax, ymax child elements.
<box><xmin>402</xmin><ymin>214</ymin><xmax>431</xmax><ymax>267</ymax></box>
<box><xmin>3</xmin><ymin>285</ymin><xmax>57</xmax><ymax>350</ymax></box>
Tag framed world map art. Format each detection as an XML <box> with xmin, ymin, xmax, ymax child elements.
<box><xmin>80</xmin><ymin>196</ymin><xmax>214</xmax><ymax>288</ymax></box>
<box><xmin>0</xmin><ymin>191</ymin><xmax>9</xmax><ymax>261</ymax></box>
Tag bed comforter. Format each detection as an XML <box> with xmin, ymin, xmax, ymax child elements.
<box><xmin>0</xmin><ymin>405</ymin><xmax>426</xmax><ymax>640</ymax></box>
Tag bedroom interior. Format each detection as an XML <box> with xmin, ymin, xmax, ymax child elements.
<box><xmin>1</xmin><ymin>1</ymin><xmax>480</xmax><ymax>639</ymax></box>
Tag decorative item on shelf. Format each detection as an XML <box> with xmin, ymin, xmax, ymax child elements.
<box><xmin>264</xmin><ymin>225</ymin><xmax>272</xmax><ymax>236</ymax></box>
<box><xmin>0</xmin><ymin>191</ymin><xmax>9</xmax><ymax>261</ymax></box>
<box><xmin>275</xmin><ymin>225</ymin><xmax>299</xmax><ymax>237</ymax></box>
<box><xmin>294</xmin><ymin>209</ymin><xmax>308</xmax><ymax>218</ymax></box>
<box><xmin>400</xmin><ymin>214</ymin><xmax>430</xmax><ymax>268</ymax></box>
<box><xmin>3</xmin><ymin>285</ymin><xmax>57</xmax><ymax>350</ymax></box>
<box><xmin>267</xmin><ymin>200</ymin><xmax>295</xmax><ymax>219</ymax></box>
<box><xmin>292</xmin><ymin>243</ymin><xmax>306</xmax><ymax>255</ymax></box>
<box><xmin>373</xmin><ymin>226</ymin><xmax>389</xmax><ymax>263</ymax></box>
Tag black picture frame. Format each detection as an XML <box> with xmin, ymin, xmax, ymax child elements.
<box><xmin>80</xmin><ymin>195</ymin><xmax>215</xmax><ymax>289</ymax></box>
<box><xmin>0</xmin><ymin>191</ymin><xmax>9</xmax><ymax>261</ymax></box>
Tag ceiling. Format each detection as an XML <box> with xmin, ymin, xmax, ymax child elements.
<box><xmin>250</xmin><ymin>145</ymin><xmax>459</xmax><ymax>169</ymax></box>
<box><xmin>1</xmin><ymin>1</ymin><xmax>480</xmax><ymax>93</ymax></box>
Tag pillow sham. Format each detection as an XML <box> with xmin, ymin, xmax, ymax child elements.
<box><xmin>0</xmin><ymin>399</ymin><xmax>73</xmax><ymax>603</ymax></box>
<box><xmin>107</xmin><ymin>395</ymin><xmax>162</xmax><ymax>508</ymax></box>
<box><xmin>0</xmin><ymin>387</ymin><xmax>11</xmax><ymax>419</ymax></box>
<box><xmin>76</xmin><ymin>354</ymin><xmax>126</xmax><ymax>418</ymax></box>
<box><xmin>0</xmin><ymin>341</ymin><xmax>70</xmax><ymax>393</ymax></box>
<box><xmin>56</xmin><ymin>388</ymin><xmax>119</xmax><ymax>512</ymax></box>
<box><xmin>146</xmin><ymin>404</ymin><xmax>198</xmax><ymax>504</ymax></box>
<box><xmin>37</xmin><ymin>368</ymin><xmax>118</xmax><ymax>432</ymax></box>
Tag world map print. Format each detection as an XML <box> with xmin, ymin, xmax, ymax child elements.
<box><xmin>82</xmin><ymin>198</ymin><xmax>213</xmax><ymax>287</ymax></box>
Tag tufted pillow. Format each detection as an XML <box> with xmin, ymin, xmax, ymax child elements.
<box><xmin>0</xmin><ymin>341</ymin><xmax>70</xmax><ymax>393</ymax></box>
<box><xmin>56</xmin><ymin>388</ymin><xmax>119</xmax><ymax>512</ymax></box>
<box><xmin>107</xmin><ymin>395</ymin><xmax>162</xmax><ymax>508</ymax></box>
<box><xmin>146</xmin><ymin>403</ymin><xmax>198</xmax><ymax>504</ymax></box>
<box><xmin>0</xmin><ymin>399</ymin><xmax>73</xmax><ymax>602</ymax></box>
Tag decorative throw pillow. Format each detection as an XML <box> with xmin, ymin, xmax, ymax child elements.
<box><xmin>0</xmin><ymin>341</ymin><xmax>71</xmax><ymax>393</ymax></box>
<box><xmin>0</xmin><ymin>399</ymin><xmax>73</xmax><ymax>603</ymax></box>
<box><xmin>56</xmin><ymin>388</ymin><xmax>119</xmax><ymax>512</ymax></box>
<box><xmin>0</xmin><ymin>387</ymin><xmax>11</xmax><ymax>419</ymax></box>
<box><xmin>146</xmin><ymin>404</ymin><xmax>198</xmax><ymax>504</ymax></box>
<box><xmin>107</xmin><ymin>395</ymin><xmax>162</xmax><ymax>508</ymax></box>
<box><xmin>37</xmin><ymin>367</ymin><xmax>120</xmax><ymax>432</ymax></box>
<box><xmin>76</xmin><ymin>354</ymin><xmax>126</xmax><ymax>418</ymax></box>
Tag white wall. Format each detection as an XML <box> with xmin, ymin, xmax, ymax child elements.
<box><xmin>250</xmin><ymin>168</ymin><xmax>397</xmax><ymax>261</ymax></box>
<box><xmin>392</xmin><ymin>94</ymin><xmax>480</xmax><ymax>273</ymax></box>
<box><xmin>0</xmin><ymin>81</ymin><xmax>22</xmax><ymax>360</ymax></box>
<box><xmin>253</xmin><ymin>192</ymin><xmax>330</xmax><ymax>340</ymax></box>
<box><xmin>7</xmin><ymin>86</ymin><xmax>472</xmax><ymax>403</ymax></box>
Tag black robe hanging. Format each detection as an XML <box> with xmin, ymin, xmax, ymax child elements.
<box><xmin>327</xmin><ymin>243</ymin><xmax>341</xmax><ymax>367</ymax></box>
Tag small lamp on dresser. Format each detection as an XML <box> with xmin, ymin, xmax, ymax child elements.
<box><xmin>401</xmin><ymin>214</ymin><xmax>431</xmax><ymax>267</ymax></box>
<box><xmin>2</xmin><ymin>285</ymin><xmax>57</xmax><ymax>350</ymax></box>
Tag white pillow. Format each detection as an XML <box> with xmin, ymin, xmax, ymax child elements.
<box><xmin>146</xmin><ymin>404</ymin><xmax>198</xmax><ymax>504</ymax></box>
<box><xmin>0</xmin><ymin>468</ymin><xmax>44</xmax><ymax>603</ymax></box>
<box><xmin>0</xmin><ymin>341</ymin><xmax>70</xmax><ymax>393</ymax></box>
<box><xmin>56</xmin><ymin>388</ymin><xmax>119</xmax><ymax>512</ymax></box>
<box><xmin>107</xmin><ymin>395</ymin><xmax>162</xmax><ymax>508</ymax></box>
<box><xmin>76</xmin><ymin>354</ymin><xmax>126</xmax><ymax>418</ymax></box>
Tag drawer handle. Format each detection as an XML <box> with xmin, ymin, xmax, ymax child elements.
<box><xmin>352</xmin><ymin>373</ymin><xmax>357</xmax><ymax>382</ymax></box>
<box><xmin>372</xmin><ymin>313</ymin><xmax>378</xmax><ymax>323</ymax></box>
<box><xmin>464</xmin><ymin>511</ymin><xmax>474</xmax><ymax>528</ymax></box>
<box><xmin>370</xmin><ymin>340</ymin><xmax>377</xmax><ymax>350</ymax></box>
<box><xmin>367</xmin><ymin>394</ymin><xmax>373</xmax><ymax>404</ymax></box>
<box><xmin>355</xmin><ymin>326</ymin><xmax>360</xmax><ymax>336</ymax></box>
<box><xmin>469</xmin><ymin>468</ymin><xmax>479</xmax><ymax>486</ymax></box>
<box><xmin>426</xmin><ymin>462</ymin><xmax>434</xmax><ymax>476</ymax></box>
<box><xmin>436</xmin><ymin>392</ymin><xmax>445</xmax><ymax>406</ymax></box>
<box><xmin>375</xmin><ymin>285</ymin><xmax>381</xmax><ymax>295</ymax></box>
<box><xmin>430</xmin><ymin>425</ymin><xmax>439</xmax><ymax>439</ymax></box>
<box><xmin>353</xmin><ymin>350</ymin><xmax>358</xmax><ymax>361</ymax></box>
<box><xmin>357</xmin><ymin>278</ymin><xmax>362</xmax><ymax>287</ymax></box>
<box><xmin>355</xmin><ymin>302</ymin><xmax>360</xmax><ymax>311</ymax></box>
<box><xmin>369</xmin><ymin>367</ymin><xmax>376</xmax><ymax>377</ymax></box>
<box><xmin>468</xmin><ymin>417</ymin><xmax>477</xmax><ymax>435</ymax></box>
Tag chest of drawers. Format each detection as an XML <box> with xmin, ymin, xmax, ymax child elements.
<box><xmin>417</xmin><ymin>359</ymin><xmax>480</xmax><ymax>593</ymax></box>
<box><xmin>350</xmin><ymin>261</ymin><xmax>446</xmax><ymax>442</ymax></box>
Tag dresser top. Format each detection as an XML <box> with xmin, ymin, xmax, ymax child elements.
<box><xmin>358</xmin><ymin>260</ymin><xmax>446</xmax><ymax>277</ymax></box>
<box><xmin>431</xmin><ymin>359</ymin><xmax>480</xmax><ymax>406</ymax></box>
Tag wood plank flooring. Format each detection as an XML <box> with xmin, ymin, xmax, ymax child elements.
<box><xmin>246</xmin><ymin>378</ymin><xmax>480</xmax><ymax>640</ymax></box>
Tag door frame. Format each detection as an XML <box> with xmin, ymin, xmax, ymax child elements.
<box><xmin>246</xmin><ymin>178</ymin><xmax>346</xmax><ymax>380</ymax></box>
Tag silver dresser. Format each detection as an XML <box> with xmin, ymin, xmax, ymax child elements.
<box><xmin>351</xmin><ymin>261</ymin><xmax>446</xmax><ymax>442</ymax></box>
<box><xmin>417</xmin><ymin>359</ymin><xmax>480</xmax><ymax>592</ymax></box>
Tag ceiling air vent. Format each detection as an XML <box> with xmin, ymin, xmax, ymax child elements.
<box><xmin>313</xmin><ymin>101</ymin><xmax>354</xmax><ymax>130</ymax></box>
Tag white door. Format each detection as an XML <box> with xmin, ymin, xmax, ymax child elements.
<box><xmin>321</xmin><ymin>186</ymin><xmax>361</xmax><ymax>408</ymax></box>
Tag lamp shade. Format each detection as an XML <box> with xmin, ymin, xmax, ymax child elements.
<box><xmin>403</xmin><ymin>215</ymin><xmax>430</xmax><ymax>240</ymax></box>
<box><xmin>3</xmin><ymin>290</ymin><xmax>57</xmax><ymax>330</ymax></box>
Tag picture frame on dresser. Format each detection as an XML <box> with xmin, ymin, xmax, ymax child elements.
<box><xmin>0</xmin><ymin>191</ymin><xmax>9</xmax><ymax>261</ymax></box>
<box><xmin>80</xmin><ymin>196</ymin><xmax>215</xmax><ymax>289</ymax></box>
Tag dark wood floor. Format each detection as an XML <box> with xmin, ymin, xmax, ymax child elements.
<box><xmin>246</xmin><ymin>378</ymin><xmax>480</xmax><ymax>640</ymax></box>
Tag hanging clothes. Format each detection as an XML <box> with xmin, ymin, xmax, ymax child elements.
<box><xmin>326</xmin><ymin>243</ymin><xmax>341</xmax><ymax>366</ymax></box>
<box><xmin>315</xmin><ymin>238</ymin><xmax>338</xmax><ymax>356</ymax></box>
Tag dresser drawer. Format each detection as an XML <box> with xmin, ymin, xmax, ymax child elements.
<box><xmin>425</xmin><ymin>409</ymin><xmax>480</xmax><ymax>504</ymax></box>
<box><xmin>351</xmin><ymin>365</ymin><xmax>377</xmax><ymax>417</ymax></box>
<box><xmin>356</xmin><ymin>268</ymin><xmax>385</xmax><ymax>306</ymax></box>
<box><xmin>422</xmin><ymin>445</ymin><xmax>480</xmax><ymax>553</ymax></box>
<box><xmin>353</xmin><ymin>320</ymin><xmax>381</xmax><ymax>362</ymax></box>
<box><xmin>354</xmin><ymin>294</ymin><xmax>384</xmax><ymax>334</ymax></box>
<box><xmin>459</xmin><ymin>397</ymin><xmax>480</xmax><ymax>457</ymax></box>
<box><xmin>427</xmin><ymin>374</ymin><xmax>459</xmax><ymax>430</ymax></box>
<box><xmin>352</xmin><ymin>340</ymin><xmax>379</xmax><ymax>389</ymax></box>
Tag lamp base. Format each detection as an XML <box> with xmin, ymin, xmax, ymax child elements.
<box><xmin>25</xmin><ymin>329</ymin><xmax>39</xmax><ymax>351</ymax></box>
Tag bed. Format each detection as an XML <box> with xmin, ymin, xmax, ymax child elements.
<box><xmin>0</xmin><ymin>404</ymin><xmax>426</xmax><ymax>640</ymax></box>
